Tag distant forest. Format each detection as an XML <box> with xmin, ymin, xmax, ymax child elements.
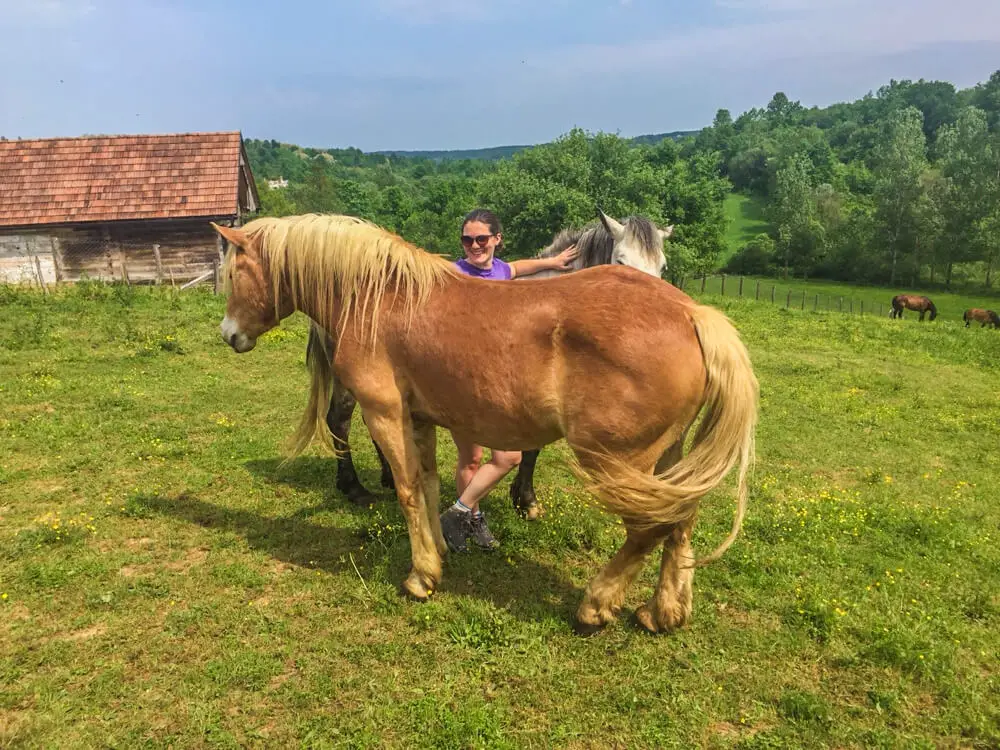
<box><xmin>245</xmin><ymin>70</ymin><xmax>1000</xmax><ymax>288</ymax></box>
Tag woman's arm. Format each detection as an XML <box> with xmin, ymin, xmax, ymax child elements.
<box><xmin>509</xmin><ymin>244</ymin><xmax>578</xmax><ymax>279</ymax></box>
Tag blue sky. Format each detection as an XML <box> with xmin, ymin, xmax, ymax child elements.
<box><xmin>1</xmin><ymin>0</ymin><xmax>998</xmax><ymax>151</ymax></box>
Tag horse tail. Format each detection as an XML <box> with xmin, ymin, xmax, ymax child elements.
<box><xmin>287</xmin><ymin>322</ymin><xmax>338</xmax><ymax>459</ymax></box>
<box><xmin>571</xmin><ymin>304</ymin><xmax>759</xmax><ymax>566</ymax></box>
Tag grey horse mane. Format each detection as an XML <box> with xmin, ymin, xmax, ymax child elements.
<box><xmin>535</xmin><ymin>215</ymin><xmax>662</xmax><ymax>270</ymax></box>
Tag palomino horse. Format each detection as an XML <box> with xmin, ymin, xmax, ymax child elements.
<box><xmin>315</xmin><ymin>210</ymin><xmax>673</xmax><ymax>510</ymax></box>
<box><xmin>890</xmin><ymin>294</ymin><xmax>937</xmax><ymax>321</ymax></box>
<box><xmin>963</xmin><ymin>308</ymin><xmax>1000</xmax><ymax>328</ymax></box>
<box><xmin>214</xmin><ymin>214</ymin><xmax>757</xmax><ymax>634</ymax></box>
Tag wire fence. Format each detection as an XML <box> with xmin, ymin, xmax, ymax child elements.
<box><xmin>679</xmin><ymin>274</ymin><xmax>896</xmax><ymax>318</ymax></box>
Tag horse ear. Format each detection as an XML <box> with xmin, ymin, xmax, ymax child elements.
<box><xmin>211</xmin><ymin>222</ymin><xmax>248</xmax><ymax>250</ymax></box>
<box><xmin>660</xmin><ymin>224</ymin><xmax>675</xmax><ymax>241</ymax></box>
<box><xmin>597</xmin><ymin>209</ymin><xmax>626</xmax><ymax>242</ymax></box>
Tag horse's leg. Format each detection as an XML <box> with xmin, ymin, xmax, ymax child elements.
<box><xmin>325</xmin><ymin>382</ymin><xmax>377</xmax><ymax>506</ymax></box>
<box><xmin>362</xmin><ymin>406</ymin><xmax>442</xmax><ymax>600</ymax></box>
<box><xmin>360</xmin><ymin>410</ymin><xmax>395</xmax><ymax>491</ymax></box>
<box><xmin>635</xmin><ymin>518</ymin><xmax>697</xmax><ymax>634</ymax></box>
<box><xmin>574</xmin><ymin>436</ymin><xmax>684</xmax><ymax>634</ymax></box>
<box><xmin>635</xmin><ymin>439</ymin><xmax>697</xmax><ymax>634</ymax></box>
<box><xmin>414</xmin><ymin>420</ymin><xmax>447</xmax><ymax>557</ymax></box>
<box><xmin>575</xmin><ymin>522</ymin><xmax>669</xmax><ymax>635</ymax></box>
<box><xmin>377</xmin><ymin>440</ymin><xmax>396</xmax><ymax>489</ymax></box>
<box><xmin>509</xmin><ymin>448</ymin><xmax>543</xmax><ymax>521</ymax></box>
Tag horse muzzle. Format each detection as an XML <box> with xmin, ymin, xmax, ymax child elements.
<box><xmin>220</xmin><ymin>317</ymin><xmax>257</xmax><ymax>353</ymax></box>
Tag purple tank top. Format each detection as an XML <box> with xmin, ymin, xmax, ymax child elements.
<box><xmin>454</xmin><ymin>257</ymin><xmax>512</xmax><ymax>280</ymax></box>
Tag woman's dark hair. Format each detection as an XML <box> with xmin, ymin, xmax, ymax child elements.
<box><xmin>462</xmin><ymin>208</ymin><xmax>505</xmax><ymax>254</ymax></box>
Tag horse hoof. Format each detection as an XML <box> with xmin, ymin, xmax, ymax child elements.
<box><xmin>401</xmin><ymin>575</ymin><xmax>435</xmax><ymax>602</ymax></box>
<box><xmin>634</xmin><ymin>601</ymin><xmax>689</xmax><ymax>634</ymax></box>
<box><xmin>573</xmin><ymin>619</ymin><xmax>606</xmax><ymax>637</ymax></box>
<box><xmin>522</xmin><ymin>503</ymin><xmax>543</xmax><ymax>521</ymax></box>
<box><xmin>512</xmin><ymin>494</ymin><xmax>543</xmax><ymax>521</ymax></box>
<box><xmin>345</xmin><ymin>488</ymin><xmax>377</xmax><ymax>508</ymax></box>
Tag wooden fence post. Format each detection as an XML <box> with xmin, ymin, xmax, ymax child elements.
<box><xmin>701</xmin><ymin>275</ymin><xmax>707</xmax><ymax>293</ymax></box>
<box><xmin>169</xmin><ymin>267</ymin><xmax>176</xmax><ymax>287</ymax></box>
<box><xmin>849</xmin><ymin>299</ymin><xmax>854</xmax><ymax>314</ymax></box>
<box><xmin>121</xmin><ymin>260</ymin><xmax>131</xmax><ymax>286</ymax></box>
<box><xmin>755</xmin><ymin>280</ymin><xmax>760</xmax><ymax>300</ymax></box>
<box><xmin>32</xmin><ymin>254</ymin><xmax>49</xmax><ymax>295</ymax></box>
<box><xmin>738</xmin><ymin>276</ymin><xmax>744</xmax><ymax>297</ymax></box>
<box><xmin>49</xmin><ymin>237</ymin><xmax>64</xmax><ymax>283</ymax></box>
<box><xmin>813</xmin><ymin>294</ymin><xmax>818</xmax><ymax>311</ymax></box>
<box><xmin>839</xmin><ymin>297</ymin><xmax>843</xmax><ymax>312</ymax></box>
<box><xmin>721</xmin><ymin>275</ymin><xmax>727</xmax><ymax>296</ymax></box>
<box><xmin>770</xmin><ymin>285</ymin><xmax>775</xmax><ymax>304</ymax></box>
<box><xmin>153</xmin><ymin>244</ymin><xmax>163</xmax><ymax>285</ymax></box>
<box><xmin>213</xmin><ymin>259</ymin><xmax>221</xmax><ymax>295</ymax></box>
<box><xmin>786</xmin><ymin>289</ymin><xmax>791</xmax><ymax>308</ymax></box>
<box><xmin>860</xmin><ymin>300</ymin><xmax>864</xmax><ymax>316</ymax></box>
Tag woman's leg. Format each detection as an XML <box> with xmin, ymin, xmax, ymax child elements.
<box><xmin>456</xmin><ymin>449</ymin><xmax>522</xmax><ymax>513</ymax></box>
<box><xmin>454</xmin><ymin>437</ymin><xmax>484</xmax><ymax>498</ymax></box>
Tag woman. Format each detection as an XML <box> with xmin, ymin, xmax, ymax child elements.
<box><xmin>440</xmin><ymin>208</ymin><xmax>579</xmax><ymax>552</ymax></box>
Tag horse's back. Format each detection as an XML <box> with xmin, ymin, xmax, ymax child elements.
<box><xmin>392</xmin><ymin>266</ymin><xmax>706</xmax><ymax>448</ymax></box>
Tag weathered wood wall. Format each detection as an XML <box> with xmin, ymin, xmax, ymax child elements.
<box><xmin>0</xmin><ymin>220</ymin><xmax>226</xmax><ymax>285</ymax></box>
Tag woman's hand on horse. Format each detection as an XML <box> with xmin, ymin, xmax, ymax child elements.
<box><xmin>552</xmin><ymin>244</ymin><xmax>579</xmax><ymax>270</ymax></box>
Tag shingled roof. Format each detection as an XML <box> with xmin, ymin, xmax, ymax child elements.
<box><xmin>0</xmin><ymin>131</ymin><xmax>258</xmax><ymax>228</ymax></box>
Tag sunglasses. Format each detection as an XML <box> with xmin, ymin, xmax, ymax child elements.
<box><xmin>460</xmin><ymin>234</ymin><xmax>494</xmax><ymax>249</ymax></box>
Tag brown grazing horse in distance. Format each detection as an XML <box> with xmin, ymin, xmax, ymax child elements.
<box><xmin>890</xmin><ymin>294</ymin><xmax>938</xmax><ymax>321</ymax></box>
<box><xmin>963</xmin><ymin>308</ymin><xmax>1000</xmax><ymax>328</ymax></box>
<box><xmin>314</xmin><ymin>210</ymin><xmax>673</xmax><ymax>511</ymax></box>
<box><xmin>214</xmin><ymin>214</ymin><xmax>758</xmax><ymax>634</ymax></box>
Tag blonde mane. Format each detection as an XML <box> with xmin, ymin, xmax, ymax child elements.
<box><xmin>236</xmin><ymin>214</ymin><xmax>457</xmax><ymax>345</ymax></box>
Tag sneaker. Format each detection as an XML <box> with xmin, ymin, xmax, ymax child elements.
<box><xmin>469</xmin><ymin>512</ymin><xmax>500</xmax><ymax>551</ymax></box>
<box><xmin>440</xmin><ymin>505</ymin><xmax>473</xmax><ymax>553</ymax></box>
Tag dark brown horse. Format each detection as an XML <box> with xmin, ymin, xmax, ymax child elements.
<box><xmin>318</xmin><ymin>211</ymin><xmax>672</xmax><ymax>508</ymax></box>
<box><xmin>890</xmin><ymin>294</ymin><xmax>937</xmax><ymax>321</ymax></box>
<box><xmin>963</xmin><ymin>308</ymin><xmax>1000</xmax><ymax>328</ymax></box>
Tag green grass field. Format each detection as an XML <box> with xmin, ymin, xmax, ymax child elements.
<box><xmin>2</xmin><ymin>282</ymin><xmax>999</xmax><ymax>748</ymax></box>
<box><xmin>687</xmin><ymin>274</ymin><xmax>1000</xmax><ymax>324</ymax></box>
<box><xmin>723</xmin><ymin>193</ymin><xmax>772</xmax><ymax>263</ymax></box>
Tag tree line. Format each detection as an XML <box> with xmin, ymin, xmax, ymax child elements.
<box><xmin>703</xmin><ymin>73</ymin><xmax>1000</xmax><ymax>288</ymax></box>
<box><xmin>245</xmin><ymin>69</ymin><xmax>1000</xmax><ymax>289</ymax></box>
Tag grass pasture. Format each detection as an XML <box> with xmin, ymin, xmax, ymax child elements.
<box><xmin>722</xmin><ymin>193</ymin><xmax>772</xmax><ymax>261</ymax></box>
<box><xmin>689</xmin><ymin>274</ymin><xmax>1000</xmax><ymax>324</ymax></box>
<box><xmin>1</xmin><ymin>282</ymin><xmax>999</xmax><ymax>748</ymax></box>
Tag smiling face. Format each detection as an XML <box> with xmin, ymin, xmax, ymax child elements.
<box><xmin>460</xmin><ymin>220</ymin><xmax>501</xmax><ymax>269</ymax></box>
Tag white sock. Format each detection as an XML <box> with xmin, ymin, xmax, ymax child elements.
<box><xmin>453</xmin><ymin>500</ymin><xmax>473</xmax><ymax>513</ymax></box>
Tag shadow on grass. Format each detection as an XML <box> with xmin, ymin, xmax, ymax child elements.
<box><xmin>138</xmin><ymin>456</ymin><xmax>587</xmax><ymax>628</ymax></box>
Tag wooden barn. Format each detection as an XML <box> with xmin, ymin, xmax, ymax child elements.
<box><xmin>0</xmin><ymin>131</ymin><xmax>259</xmax><ymax>285</ymax></box>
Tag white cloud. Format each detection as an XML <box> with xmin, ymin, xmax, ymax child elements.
<box><xmin>520</xmin><ymin>0</ymin><xmax>1000</xmax><ymax>79</ymax></box>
